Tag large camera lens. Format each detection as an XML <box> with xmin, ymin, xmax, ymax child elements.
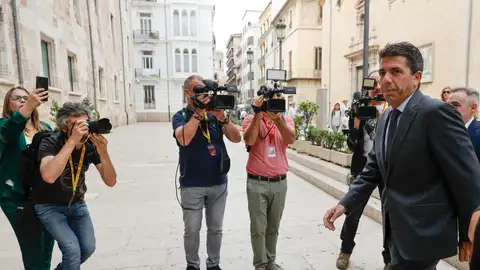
<box><xmin>87</xmin><ymin>118</ymin><xmax>112</xmax><ymax>134</ymax></box>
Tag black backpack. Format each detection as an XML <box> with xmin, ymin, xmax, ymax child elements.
<box><xmin>19</xmin><ymin>130</ymin><xmax>58</xmax><ymax>200</ymax></box>
<box><xmin>15</xmin><ymin>130</ymin><xmax>59</xmax><ymax>236</ymax></box>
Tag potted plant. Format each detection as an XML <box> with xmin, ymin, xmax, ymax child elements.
<box><xmin>330</xmin><ymin>132</ymin><xmax>352</xmax><ymax>167</ymax></box>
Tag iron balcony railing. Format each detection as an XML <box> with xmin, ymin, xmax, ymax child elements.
<box><xmin>135</xmin><ymin>68</ymin><xmax>161</xmax><ymax>78</ymax></box>
<box><xmin>133</xmin><ymin>30</ymin><xmax>160</xmax><ymax>40</ymax></box>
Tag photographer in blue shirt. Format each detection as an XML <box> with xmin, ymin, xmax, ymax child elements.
<box><xmin>172</xmin><ymin>75</ymin><xmax>241</xmax><ymax>270</ymax></box>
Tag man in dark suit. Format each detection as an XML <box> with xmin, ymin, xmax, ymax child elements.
<box><xmin>323</xmin><ymin>42</ymin><xmax>480</xmax><ymax>270</ymax></box>
<box><xmin>447</xmin><ymin>87</ymin><xmax>480</xmax><ymax>161</ymax></box>
<box><xmin>446</xmin><ymin>87</ymin><xmax>480</xmax><ymax>268</ymax></box>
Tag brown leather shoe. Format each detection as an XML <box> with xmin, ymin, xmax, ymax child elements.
<box><xmin>336</xmin><ymin>253</ymin><xmax>350</xmax><ymax>269</ymax></box>
<box><xmin>384</xmin><ymin>264</ymin><xmax>388</xmax><ymax>270</ymax></box>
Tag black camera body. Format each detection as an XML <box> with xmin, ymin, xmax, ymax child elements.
<box><xmin>255</xmin><ymin>82</ymin><xmax>296</xmax><ymax>113</ymax></box>
<box><xmin>192</xmin><ymin>80</ymin><xmax>238</xmax><ymax>110</ymax></box>
<box><xmin>87</xmin><ymin>118</ymin><xmax>112</xmax><ymax>134</ymax></box>
<box><xmin>351</xmin><ymin>78</ymin><xmax>385</xmax><ymax>120</ymax></box>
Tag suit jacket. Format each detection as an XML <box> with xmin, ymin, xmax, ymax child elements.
<box><xmin>339</xmin><ymin>90</ymin><xmax>480</xmax><ymax>262</ymax></box>
<box><xmin>467</xmin><ymin>119</ymin><xmax>480</xmax><ymax>162</ymax></box>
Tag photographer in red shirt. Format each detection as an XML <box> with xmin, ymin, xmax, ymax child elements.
<box><xmin>242</xmin><ymin>85</ymin><xmax>296</xmax><ymax>270</ymax></box>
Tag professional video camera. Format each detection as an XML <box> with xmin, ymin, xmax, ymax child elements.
<box><xmin>253</xmin><ymin>69</ymin><xmax>296</xmax><ymax>113</ymax></box>
<box><xmin>192</xmin><ymin>79</ymin><xmax>238</xmax><ymax>110</ymax></box>
<box><xmin>350</xmin><ymin>77</ymin><xmax>385</xmax><ymax>120</ymax></box>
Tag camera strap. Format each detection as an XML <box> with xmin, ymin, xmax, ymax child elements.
<box><xmin>261</xmin><ymin>117</ymin><xmax>276</xmax><ymax>143</ymax></box>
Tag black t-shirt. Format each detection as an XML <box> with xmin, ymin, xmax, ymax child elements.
<box><xmin>30</xmin><ymin>134</ymin><xmax>101</xmax><ymax>205</ymax></box>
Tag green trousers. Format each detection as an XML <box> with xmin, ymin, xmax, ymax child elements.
<box><xmin>246</xmin><ymin>178</ymin><xmax>287</xmax><ymax>267</ymax></box>
<box><xmin>1</xmin><ymin>199</ymin><xmax>55</xmax><ymax>270</ymax></box>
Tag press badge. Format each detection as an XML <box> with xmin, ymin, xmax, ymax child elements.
<box><xmin>267</xmin><ymin>145</ymin><xmax>276</xmax><ymax>157</ymax></box>
<box><xmin>208</xmin><ymin>144</ymin><xmax>217</xmax><ymax>156</ymax></box>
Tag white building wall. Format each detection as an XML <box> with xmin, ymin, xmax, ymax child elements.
<box><xmin>240</xmin><ymin>11</ymin><xmax>263</xmax><ymax>103</ymax></box>
<box><xmin>132</xmin><ymin>0</ymin><xmax>214</xmax><ymax>122</ymax></box>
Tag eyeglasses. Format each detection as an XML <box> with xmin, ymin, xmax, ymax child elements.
<box><xmin>11</xmin><ymin>95</ymin><xmax>28</xmax><ymax>101</ymax></box>
<box><xmin>443</xmin><ymin>91</ymin><xmax>450</xmax><ymax>94</ymax></box>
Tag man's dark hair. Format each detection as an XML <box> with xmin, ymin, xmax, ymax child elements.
<box><xmin>379</xmin><ymin>42</ymin><xmax>424</xmax><ymax>74</ymax></box>
<box><xmin>56</xmin><ymin>102</ymin><xmax>92</xmax><ymax>130</ymax></box>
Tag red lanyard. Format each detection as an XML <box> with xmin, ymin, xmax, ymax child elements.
<box><xmin>262</xmin><ymin>117</ymin><xmax>276</xmax><ymax>143</ymax></box>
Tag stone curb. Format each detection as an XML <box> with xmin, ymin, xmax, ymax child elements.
<box><xmin>287</xmin><ymin>149</ymin><xmax>468</xmax><ymax>270</ymax></box>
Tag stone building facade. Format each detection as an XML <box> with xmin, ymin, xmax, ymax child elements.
<box><xmin>0</xmin><ymin>0</ymin><xmax>136</xmax><ymax>127</ymax></box>
<box><xmin>321</xmin><ymin>0</ymin><xmax>479</xmax><ymax>128</ymax></box>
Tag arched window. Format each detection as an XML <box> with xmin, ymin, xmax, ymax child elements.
<box><xmin>175</xmin><ymin>49</ymin><xmax>181</xmax><ymax>72</ymax></box>
<box><xmin>183</xmin><ymin>49</ymin><xmax>189</xmax><ymax>72</ymax></box>
<box><xmin>182</xmin><ymin>11</ymin><xmax>188</xmax><ymax>36</ymax></box>
<box><xmin>190</xmin><ymin>11</ymin><xmax>197</xmax><ymax>36</ymax></box>
<box><xmin>191</xmin><ymin>49</ymin><xmax>198</xmax><ymax>73</ymax></box>
<box><xmin>173</xmin><ymin>10</ymin><xmax>180</xmax><ymax>36</ymax></box>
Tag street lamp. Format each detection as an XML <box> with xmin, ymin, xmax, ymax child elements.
<box><xmin>275</xmin><ymin>19</ymin><xmax>286</xmax><ymax>70</ymax></box>
<box><xmin>247</xmin><ymin>48</ymin><xmax>254</xmax><ymax>99</ymax></box>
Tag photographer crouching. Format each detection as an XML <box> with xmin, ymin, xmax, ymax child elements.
<box><xmin>336</xmin><ymin>72</ymin><xmax>390</xmax><ymax>270</ymax></box>
<box><xmin>30</xmin><ymin>102</ymin><xmax>117</xmax><ymax>269</ymax></box>
<box><xmin>242</xmin><ymin>84</ymin><xmax>296</xmax><ymax>270</ymax></box>
<box><xmin>172</xmin><ymin>75</ymin><xmax>241</xmax><ymax>270</ymax></box>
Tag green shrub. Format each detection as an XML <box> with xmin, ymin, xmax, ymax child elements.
<box><xmin>293</xmin><ymin>115</ymin><xmax>303</xmax><ymax>140</ymax></box>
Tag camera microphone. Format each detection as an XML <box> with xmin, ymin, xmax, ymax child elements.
<box><xmin>352</xmin><ymin>91</ymin><xmax>362</xmax><ymax>100</ymax></box>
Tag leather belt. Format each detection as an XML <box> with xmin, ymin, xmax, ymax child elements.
<box><xmin>248</xmin><ymin>173</ymin><xmax>287</xmax><ymax>182</ymax></box>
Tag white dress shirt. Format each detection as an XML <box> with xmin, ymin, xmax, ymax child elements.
<box><xmin>466</xmin><ymin>117</ymin><xmax>475</xmax><ymax>129</ymax></box>
<box><xmin>384</xmin><ymin>92</ymin><xmax>415</xmax><ymax>156</ymax></box>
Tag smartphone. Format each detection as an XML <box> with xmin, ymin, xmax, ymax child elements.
<box><xmin>35</xmin><ymin>76</ymin><xmax>49</xmax><ymax>101</ymax></box>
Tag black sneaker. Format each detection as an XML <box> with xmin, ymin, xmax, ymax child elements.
<box><xmin>186</xmin><ymin>266</ymin><xmax>199</xmax><ymax>270</ymax></box>
<box><xmin>207</xmin><ymin>266</ymin><xmax>222</xmax><ymax>270</ymax></box>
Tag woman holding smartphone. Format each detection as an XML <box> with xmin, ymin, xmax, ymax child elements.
<box><xmin>0</xmin><ymin>86</ymin><xmax>54</xmax><ymax>269</ymax></box>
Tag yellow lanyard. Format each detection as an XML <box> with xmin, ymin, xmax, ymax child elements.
<box><xmin>68</xmin><ymin>145</ymin><xmax>86</xmax><ymax>192</ymax></box>
<box><xmin>199</xmin><ymin>112</ymin><xmax>211</xmax><ymax>144</ymax></box>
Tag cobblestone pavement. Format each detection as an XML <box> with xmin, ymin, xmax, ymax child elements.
<box><xmin>0</xmin><ymin>123</ymin><xmax>455</xmax><ymax>270</ymax></box>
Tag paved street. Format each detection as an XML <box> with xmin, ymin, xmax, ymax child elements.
<box><xmin>0</xmin><ymin>123</ymin><xmax>455</xmax><ymax>270</ymax></box>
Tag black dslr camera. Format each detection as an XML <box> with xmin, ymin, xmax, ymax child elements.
<box><xmin>192</xmin><ymin>80</ymin><xmax>238</xmax><ymax>110</ymax></box>
<box><xmin>350</xmin><ymin>78</ymin><xmax>385</xmax><ymax>120</ymax></box>
<box><xmin>87</xmin><ymin>118</ymin><xmax>112</xmax><ymax>134</ymax></box>
<box><xmin>253</xmin><ymin>82</ymin><xmax>296</xmax><ymax>113</ymax></box>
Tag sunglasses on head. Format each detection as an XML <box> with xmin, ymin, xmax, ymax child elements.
<box><xmin>11</xmin><ymin>95</ymin><xmax>28</xmax><ymax>101</ymax></box>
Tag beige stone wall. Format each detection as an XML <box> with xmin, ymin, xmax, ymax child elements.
<box><xmin>0</xmin><ymin>0</ymin><xmax>136</xmax><ymax>128</ymax></box>
<box><xmin>322</xmin><ymin>0</ymin><xmax>480</xmax><ymax>116</ymax></box>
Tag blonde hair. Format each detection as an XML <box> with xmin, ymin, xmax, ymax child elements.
<box><xmin>440</xmin><ymin>86</ymin><xmax>451</xmax><ymax>101</ymax></box>
<box><xmin>2</xmin><ymin>86</ymin><xmax>47</xmax><ymax>131</ymax></box>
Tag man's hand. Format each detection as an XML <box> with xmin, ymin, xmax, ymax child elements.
<box><xmin>323</xmin><ymin>204</ymin><xmax>346</xmax><ymax>231</ymax></box>
<box><xmin>459</xmin><ymin>241</ymin><xmax>472</xmax><ymax>262</ymax></box>
<box><xmin>70</xmin><ymin>121</ymin><xmax>89</xmax><ymax>144</ymax></box>
<box><xmin>264</xmin><ymin>112</ymin><xmax>281</xmax><ymax>122</ymax></box>
<box><xmin>353</xmin><ymin>117</ymin><xmax>360</xmax><ymax>129</ymax></box>
<box><xmin>210</xmin><ymin>109</ymin><xmax>226</xmax><ymax>122</ymax></box>
<box><xmin>193</xmin><ymin>95</ymin><xmax>211</xmax><ymax>118</ymax></box>
<box><xmin>252</xmin><ymin>97</ymin><xmax>265</xmax><ymax>115</ymax></box>
<box><xmin>90</xmin><ymin>134</ymin><xmax>108</xmax><ymax>154</ymax></box>
<box><xmin>469</xmin><ymin>210</ymin><xmax>480</xmax><ymax>243</ymax></box>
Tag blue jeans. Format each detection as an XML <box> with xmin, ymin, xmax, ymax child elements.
<box><xmin>34</xmin><ymin>202</ymin><xmax>96</xmax><ymax>270</ymax></box>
